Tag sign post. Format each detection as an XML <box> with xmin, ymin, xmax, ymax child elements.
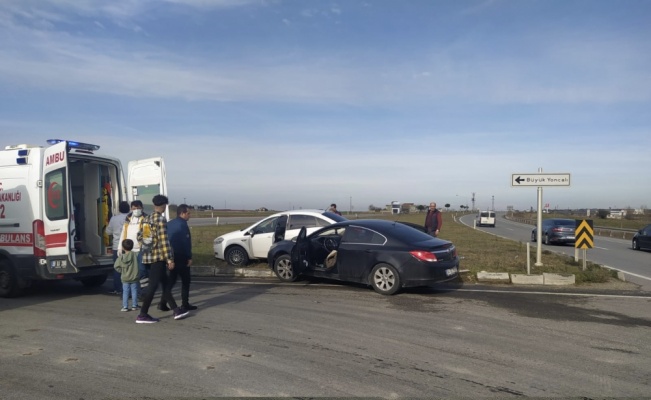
<box><xmin>575</xmin><ymin>219</ymin><xmax>594</xmax><ymax>271</ymax></box>
<box><xmin>511</xmin><ymin>169</ymin><xmax>571</xmax><ymax>267</ymax></box>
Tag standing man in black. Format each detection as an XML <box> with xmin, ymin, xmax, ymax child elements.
<box><xmin>424</xmin><ymin>202</ymin><xmax>443</xmax><ymax>237</ymax></box>
<box><xmin>161</xmin><ymin>204</ymin><xmax>197</xmax><ymax>311</ymax></box>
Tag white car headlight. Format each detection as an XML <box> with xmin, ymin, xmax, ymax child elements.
<box><xmin>214</xmin><ymin>237</ymin><xmax>224</xmax><ymax>245</ymax></box>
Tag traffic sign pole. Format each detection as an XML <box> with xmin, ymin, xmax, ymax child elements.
<box><xmin>511</xmin><ymin>168</ymin><xmax>572</xmax><ymax>268</ymax></box>
<box><xmin>535</xmin><ymin>168</ymin><xmax>543</xmax><ymax>267</ymax></box>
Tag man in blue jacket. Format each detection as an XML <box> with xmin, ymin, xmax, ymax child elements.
<box><xmin>160</xmin><ymin>204</ymin><xmax>197</xmax><ymax>311</ymax></box>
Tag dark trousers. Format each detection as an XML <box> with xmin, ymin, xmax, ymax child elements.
<box><xmin>161</xmin><ymin>257</ymin><xmax>191</xmax><ymax>308</ymax></box>
<box><xmin>112</xmin><ymin>251</ymin><xmax>122</xmax><ymax>292</ymax></box>
<box><xmin>140</xmin><ymin>261</ymin><xmax>178</xmax><ymax>316</ymax></box>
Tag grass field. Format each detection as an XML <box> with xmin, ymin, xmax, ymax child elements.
<box><xmin>188</xmin><ymin>211</ymin><xmax>619</xmax><ymax>284</ymax></box>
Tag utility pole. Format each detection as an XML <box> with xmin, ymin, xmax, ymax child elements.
<box><xmin>491</xmin><ymin>195</ymin><xmax>494</xmax><ymax>211</ymax></box>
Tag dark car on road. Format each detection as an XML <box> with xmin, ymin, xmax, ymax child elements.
<box><xmin>632</xmin><ymin>224</ymin><xmax>651</xmax><ymax>251</ymax></box>
<box><xmin>267</xmin><ymin>219</ymin><xmax>460</xmax><ymax>295</ymax></box>
<box><xmin>531</xmin><ymin>218</ymin><xmax>576</xmax><ymax>245</ymax></box>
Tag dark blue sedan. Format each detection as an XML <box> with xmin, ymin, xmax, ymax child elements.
<box><xmin>632</xmin><ymin>224</ymin><xmax>651</xmax><ymax>251</ymax></box>
<box><xmin>531</xmin><ymin>218</ymin><xmax>576</xmax><ymax>245</ymax></box>
<box><xmin>267</xmin><ymin>219</ymin><xmax>460</xmax><ymax>295</ymax></box>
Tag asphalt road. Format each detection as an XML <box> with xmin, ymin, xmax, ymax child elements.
<box><xmin>460</xmin><ymin>213</ymin><xmax>651</xmax><ymax>288</ymax></box>
<box><xmin>1</xmin><ymin>278</ymin><xmax>650</xmax><ymax>398</ymax></box>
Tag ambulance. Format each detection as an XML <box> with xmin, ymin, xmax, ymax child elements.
<box><xmin>0</xmin><ymin>139</ymin><xmax>166</xmax><ymax>297</ymax></box>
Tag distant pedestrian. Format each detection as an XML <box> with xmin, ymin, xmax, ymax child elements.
<box><xmin>424</xmin><ymin>202</ymin><xmax>442</xmax><ymax>237</ymax></box>
<box><xmin>113</xmin><ymin>239</ymin><xmax>140</xmax><ymax>311</ymax></box>
<box><xmin>106</xmin><ymin>201</ymin><xmax>130</xmax><ymax>294</ymax></box>
<box><xmin>136</xmin><ymin>195</ymin><xmax>190</xmax><ymax>324</ymax></box>
<box><xmin>161</xmin><ymin>204</ymin><xmax>197</xmax><ymax>311</ymax></box>
<box><xmin>328</xmin><ymin>203</ymin><xmax>342</xmax><ymax>216</ymax></box>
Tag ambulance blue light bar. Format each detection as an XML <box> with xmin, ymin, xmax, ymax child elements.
<box><xmin>47</xmin><ymin>139</ymin><xmax>100</xmax><ymax>151</ymax></box>
<box><xmin>16</xmin><ymin>149</ymin><xmax>29</xmax><ymax>164</ymax></box>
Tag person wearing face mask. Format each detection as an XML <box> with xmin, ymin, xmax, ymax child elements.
<box><xmin>119</xmin><ymin>200</ymin><xmax>148</xmax><ymax>300</ymax></box>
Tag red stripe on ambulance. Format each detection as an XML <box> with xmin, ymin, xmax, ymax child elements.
<box><xmin>45</xmin><ymin>232</ymin><xmax>67</xmax><ymax>248</ymax></box>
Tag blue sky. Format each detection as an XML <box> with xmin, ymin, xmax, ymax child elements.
<box><xmin>1</xmin><ymin>0</ymin><xmax>649</xmax><ymax>212</ymax></box>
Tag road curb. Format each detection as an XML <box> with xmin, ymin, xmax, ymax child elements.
<box><xmin>511</xmin><ymin>274</ymin><xmax>545</xmax><ymax>285</ymax></box>
<box><xmin>477</xmin><ymin>271</ymin><xmax>578</xmax><ymax>286</ymax></box>
<box><xmin>477</xmin><ymin>271</ymin><xmax>510</xmax><ymax>283</ymax></box>
<box><xmin>193</xmin><ymin>266</ymin><xmax>581</xmax><ymax>286</ymax></box>
<box><xmin>192</xmin><ymin>265</ymin><xmax>274</xmax><ymax>278</ymax></box>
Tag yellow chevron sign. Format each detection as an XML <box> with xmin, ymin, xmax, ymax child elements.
<box><xmin>575</xmin><ymin>219</ymin><xmax>594</xmax><ymax>249</ymax></box>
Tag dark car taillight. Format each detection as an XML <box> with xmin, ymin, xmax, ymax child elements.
<box><xmin>410</xmin><ymin>250</ymin><xmax>438</xmax><ymax>262</ymax></box>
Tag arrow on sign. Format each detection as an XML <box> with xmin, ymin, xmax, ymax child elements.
<box><xmin>575</xmin><ymin>219</ymin><xmax>594</xmax><ymax>249</ymax></box>
<box><xmin>514</xmin><ymin>176</ymin><xmax>525</xmax><ymax>184</ymax></box>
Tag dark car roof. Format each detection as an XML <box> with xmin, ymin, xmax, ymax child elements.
<box><xmin>322</xmin><ymin>211</ymin><xmax>347</xmax><ymax>222</ymax></box>
<box><xmin>328</xmin><ymin>219</ymin><xmax>450</xmax><ymax>246</ymax></box>
<box><xmin>546</xmin><ymin>218</ymin><xmax>576</xmax><ymax>225</ymax></box>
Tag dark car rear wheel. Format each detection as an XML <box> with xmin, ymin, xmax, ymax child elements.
<box><xmin>632</xmin><ymin>239</ymin><xmax>640</xmax><ymax>250</ymax></box>
<box><xmin>531</xmin><ymin>231</ymin><xmax>536</xmax><ymax>242</ymax></box>
<box><xmin>273</xmin><ymin>254</ymin><xmax>298</xmax><ymax>282</ymax></box>
<box><xmin>225</xmin><ymin>246</ymin><xmax>249</xmax><ymax>267</ymax></box>
<box><xmin>370</xmin><ymin>263</ymin><xmax>401</xmax><ymax>295</ymax></box>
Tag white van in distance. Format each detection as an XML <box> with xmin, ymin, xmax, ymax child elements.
<box><xmin>0</xmin><ymin>139</ymin><xmax>166</xmax><ymax>297</ymax></box>
<box><xmin>477</xmin><ymin>211</ymin><xmax>496</xmax><ymax>227</ymax></box>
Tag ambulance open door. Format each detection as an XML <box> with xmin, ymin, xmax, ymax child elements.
<box><xmin>127</xmin><ymin>158</ymin><xmax>168</xmax><ymax>217</ymax></box>
<box><xmin>42</xmin><ymin>141</ymin><xmax>77</xmax><ymax>272</ymax></box>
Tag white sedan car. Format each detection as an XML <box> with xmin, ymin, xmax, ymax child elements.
<box><xmin>214</xmin><ymin>209</ymin><xmax>346</xmax><ymax>266</ymax></box>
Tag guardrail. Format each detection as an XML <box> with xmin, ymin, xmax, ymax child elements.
<box><xmin>507</xmin><ymin>217</ymin><xmax>637</xmax><ymax>241</ymax></box>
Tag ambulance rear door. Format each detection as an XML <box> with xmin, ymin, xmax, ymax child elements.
<box><xmin>127</xmin><ymin>158</ymin><xmax>168</xmax><ymax>217</ymax></box>
<box><xmin>42</xmin><ymin>141</ymin><xmax>77</xmax><ymax>272</ymax></box>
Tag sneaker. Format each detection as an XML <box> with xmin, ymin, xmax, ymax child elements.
<box><xmin>157</xmin><ymin>304</ymin><xmax>170</xmax><ymax>312</ymax></box>
<box><xmin>173</xmin><ymin>307</ymin><xmax>190</xmax><ymax>320</ymax></box>
<box><xmin>131</xmin><ymin>306</ymin><xmax>140</xmax><ymax>311</ymax></box>
<box><xmin>183</xmin><ymin>304</ymin><xmax>198</xmax><ymax>310</ymax></box>
<box><xmin>120</xmin><ymin>307</ymin><xmax>129</xmax><ymax>312</ymax></box>
<box><xmin>136</xmin><ymin>314</ymin><xmax>160</xmax><ymax>324</ymax></box>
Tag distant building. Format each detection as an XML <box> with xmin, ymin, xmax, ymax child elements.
<box><xmin>607</xmin><ymin>210</ymin><xmax>626</xmax><ymax>219</ymax></box>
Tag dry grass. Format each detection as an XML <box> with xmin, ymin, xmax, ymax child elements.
<box><xmin>189</xmin><ymin>211</ymin><xmax>617</xmax><ymax>284</ymax></box>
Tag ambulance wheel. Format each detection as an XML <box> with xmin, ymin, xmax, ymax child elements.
<box><xmin>80</xmin><ymin>274</ymin><xmax>108</xmax><ymax>287</ymax></box>
<box><xmin>0</xmin><ymin>259</ymin><xmax>21</xmax><ymax>298</ymax></box>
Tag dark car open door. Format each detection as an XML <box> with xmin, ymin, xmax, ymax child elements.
<box><xmin>290</xmin><ymin>226</ymin><xmax>310</xmax><ymax>274</ymax></box>
<box><xmin>273</xmin><ymin>214</ymin><xmax>288</xmax><ymax>243</ymax></box>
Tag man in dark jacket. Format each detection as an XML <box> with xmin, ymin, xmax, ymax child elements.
<box><xmin>424</xmin><ymin>202</ymin><xmax>443</xmax><ymax>237</ymax></box>
<box><xmin>161</xmin><ymin>204</ymin><xmax>197</xmax><ymax>310</ymax></box>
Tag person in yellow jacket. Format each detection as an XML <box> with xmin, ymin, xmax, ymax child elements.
<box><xmin>119</xmin><ymin>200</ymin><xmax>148</xmax><ymax>299</ymax></box>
